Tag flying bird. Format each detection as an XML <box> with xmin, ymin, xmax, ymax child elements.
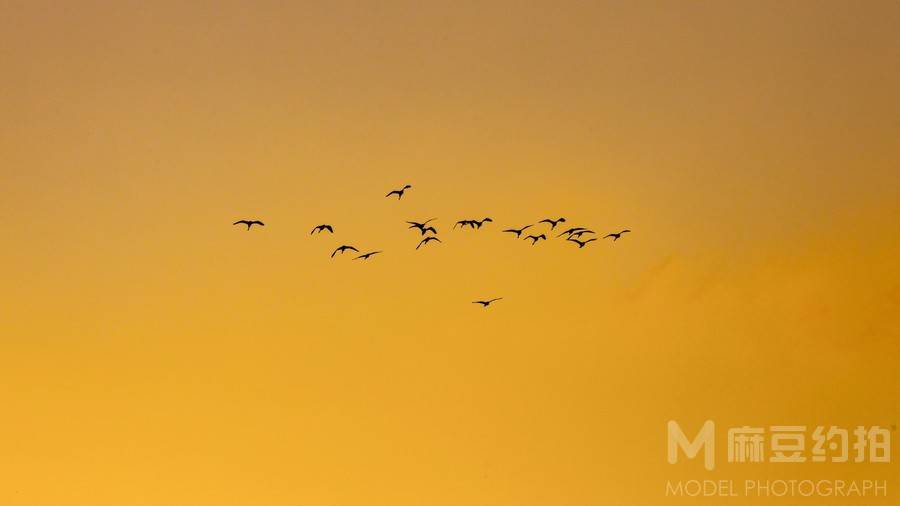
<box><xmin>556</xmin><ymin>227</ymin><xmax>587</xmax><ymax>238</ymax></box>
<box><xmin>524</xmin><ymin>234</ymin><xmax>547</xmax><ymax>245</ymax></box>
<box><xmin>354</xmin><ymin>251</ymin><xmax>382</xmax><ymax>260</ymax></box>
<box><xmin>472</xmin><ymin>297</ymin><xmax>503</xmax><ymax>307</ymax></box>
<box><xmin>407</xmin><ymin>219</ymin><xmax>437</xmax><ymax>234</ymax></box>
<box><xmin>471</xmin><ymin>217</ymin><xmax>493</xmax><ymax>229</ymax></box>
<box><xmin>416</xmin><ymin>236</ymin><xmax>442</xmax><ymax>249</ymax></box>
<box><xmin>539</xmin><ymin>217</ymin><xmax>566</xmax><ymax>229</ymax></box>
<box><xmin>331</xmin><ymin>245</ymin><xmax>359</xmax><ymax>257</ymax></box>
<box><xmin>386</xmin><ymin>184</ymin><xmax>412</xmax><ymax>199</ymax></box>
<box><xmin>502</xmin><ymin>224</ymin><xmax>533</xmax><ymax>238</ymax></box>
<box><xmin>570</xmin><ymin>229</ymin><xmax>595</xmax><ymax>239</ymax></box>
<box><xmin>310</xmin><ymin>224</ymin><xmax>334</xmax><ymax>234</ymax></box>
<box><xmin>456</xmin><ymin>218</ymin><xmax>492</xmax><ymax>230</ymax></box>
<box><xmin>233</xmin><ymin>220</ymin><xmax>264</xmax><ymax>230</ymax></box>
<box><xmin>604</xmin><ymin>230</ymin><xmax>631</xmax><ymax>241</ymax></box>
<box><xmin>567</xmin><ymin>237</ymin><xmax>597</xmax><ymax>248</ymax></box>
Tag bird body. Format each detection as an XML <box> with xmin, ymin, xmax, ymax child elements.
<box><xmin>407</xmin><ymin>219</ymin><xmax>437</xmax><ymax>234</ymax></box>
<box><xmin>556</xmin><ymin>227</ymin><xmax>586</xmax><ymax>238</ymax></box>
<box><xmin>604</xmin><ymin>229</ymin><xmax>631</xmax><ymax>241</ymax></box>
<box><xmin>354</xmin><ymin>251</ymin><xmax>382</xmax><ymax>260</ymax></box>
<box><xmin>539</xmin><ymin>217</ymin><xmax>566</xmax><ymax>229</ymax></box>
<box><xmin>456</xmin><ymin>217</ymin><xmax>492</xmax><ymax>230</ymax></box>
<box><xmin>567</xmin><ymin>237</ymin><xmax>597</xmax><ymax>248</ymax></box>
<box><xmin>502</xmin><ymin>224</ymin><xmax>533</xmax><ymax>238</ymax></box>
<box><xmin>310</xmin><ymin>224</ymin><xmax>334</xmax><ymax>234</ymax></box>
<box><xmin>416</xmin><ymin>236</ymin><xmax>442</xmax><ymax>249</ymax></box>
<box><xmin>472</xmin><ymin>217</ymin><xmax>492</xmax><ymax>228</ymax></box>
<box><xmin>233</xmin><ymin>220</ymin><xmax>264</xmax><ymax>230</ymax></box>
<box><xmin>331</xmin><ymin>245</ymin><xmax>359</xmax><ymax>257</ymax></box>
<box><xmin>386</xmin><ymin>184</ymin><xmax>412</xmax><ymax>199</ymax></box>
<box><xmin>472</xmin><ymin>297</ymin><xmax>503</xmax><ymax>307</ymax></box>
<box><xmin>524</xmin><ymin>234</ymin><xmax>547</xmax><ymax>245</ymax></box>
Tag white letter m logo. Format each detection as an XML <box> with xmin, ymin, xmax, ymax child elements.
<box><xmin>667</xmin><ymin>420</ymin><xmax>715</xmax><ymax>470</ymax></box>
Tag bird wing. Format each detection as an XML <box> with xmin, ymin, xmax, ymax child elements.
<box><xmin>324</xmin><ymin>225</ymin><xmax>333</xmax><ymax>233</ymax></box>
<box><xmin>488</xmin><ymin>297</ymin><xmax>503</xmax><ymax>303</ymax></box>
<box><xmin>603</xmin><ymin>233</ymin><xmax>616</xmax><ymax>238</ymax></box>
<box><xmin>251</xmin><ymin>221</ymin><xmax>264</xmax><ymax>226</ymax></box>
<box><xmin>621</xmin><ymin>229</ymin><xmax>631</xmax><ymax>234</ymax></box>
<box><xmin>233</xmin><ymin>220</ymin><xmax>248</xmax><ymax>225</ymax></box>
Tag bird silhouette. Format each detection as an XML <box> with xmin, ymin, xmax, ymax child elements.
<box><xmin>539</xmin><ymin>217</ymin><xmax>566</xmax><ymax>229</ymax></box>
<box><xmin>604</xmin><ymin>230</ymin><xmax>631</xmax><ymax>241</ymax></box>
<box><xmin>331</xmin><ymin>245</ymin><xmax>359</xmax><ymax>257</ymax></box>
<box><xmin>456</xmin><ymin>218</ymin><xmax>492</xmax><ymax>230</ymax></box>
<box><xmin>416</xmin><ymin>236</ymin><xmax>442</xmax><ymax>249</ymax></box>
<box><xmin>386</xmin><ymin>185</ymin><xmax>412</xmax><ymax>199</ymax></box>
<box><xmin>502</xmin><ymin>224</ymin><xmax>533</xmax><ymax>238</ymax></box>
<box><xmin>524</xmin><ymin>234</ymin><xmax>547</xmax><ymax>245</ymax></box>
<box><xmin>570</xmin><ymin>229</ymin><xmax>595</xmax><ymax>239</ymax></box>
<box><xmin>407</xmin><ymin>219</ymin><xmax>437</xmax><ymax>234</ymax></box>
<box><xmin>422</xmin><ymin>225</ymin><xmax>438</xmax><ymax>235</ymax></box>
<box><xmin>567</xmin><ymin>237</ymin><xmax>597</xmax><ymax>248</ymax></box>
<box><xmin>556</xmin><ymin>226</ymin><xmax>587</xmax><ymax>238</ymax></box>
<box><xmin>233</xmin><ymin>220</ymin><xmax>264</xmax><ymax>230</ymax></box>
<box><xmin>310</xmin><ymin>224</ymin><xmax>334</xmax><ymax>234</ymax></box>
<box><xmin>354</xmin><ymin>251</ymin><xmax>382</xmax><ymax>260</ymax></box>
<box><xmin>472</xmin><ymin>297</ymin><xmax>503</xmax><ymax>307</ymax></box>
<box><xmin>471</xmin><ymin>217</ymin><xmax>493</xmax><ymax>228</ymax></box>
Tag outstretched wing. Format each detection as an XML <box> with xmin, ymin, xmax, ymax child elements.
<box><xmin>233</xmin><ymin>220</ymin><xmax>249</xmax><ymax>226</ymax></box>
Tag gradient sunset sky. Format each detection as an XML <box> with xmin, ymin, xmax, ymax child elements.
<box><xmin>1</xmin><ymin>1</ymin><xmax>899</xmax><ymax>504</ymax></box>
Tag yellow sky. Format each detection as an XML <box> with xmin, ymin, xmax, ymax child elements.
<box><xmin>1</xmin><ymin>1</ymin><xmax>898</xmax><ymax>504</ymax></box>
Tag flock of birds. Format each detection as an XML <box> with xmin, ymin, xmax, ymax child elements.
<box><xmin>233</xmin><ymin>184</ymin><xmax>631</xmax><ymax>308</ymax></box>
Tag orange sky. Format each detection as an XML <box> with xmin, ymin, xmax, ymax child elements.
<box><xmin>1</xmin><ymin>1</ymin><xmax>898</xmax><ymax>504</ymax></box>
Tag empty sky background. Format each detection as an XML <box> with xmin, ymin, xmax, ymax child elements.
<box><xmin>1</xmin><ymin>1</ymin><xmax>899</xmax><ymax>504</ymax></box>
